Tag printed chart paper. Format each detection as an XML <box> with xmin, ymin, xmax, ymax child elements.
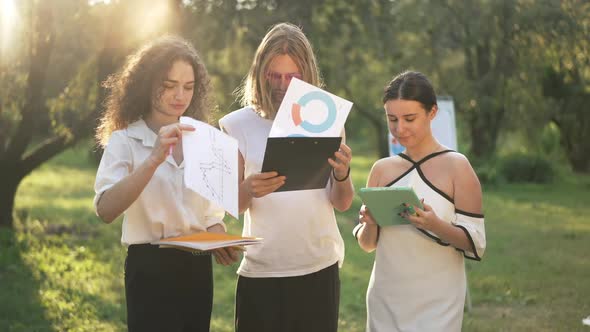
<box><xmin>269</xmin><ymin>78</ymin><xmax>353</xmax><ymax>137</ymax></box>
<box><xmin>180</xmin><ymin>117</ymin><xmax>238</xmax><ymax>218</ymax></box>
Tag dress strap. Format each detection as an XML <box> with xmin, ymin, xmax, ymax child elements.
<box><xmin>415</xmin><ymin>149</ymin><xmax>455</xmax><ymax>166</ymax></box>
<box><xmin>387</xmin><ymin>150</ymin><xmax>457</xmax><ymax>190</ymax></box>
<box><xmin>397</xmin><ymin>153</ymin><xmax>416</xmax><ymax>164</ymax></box>
<box><xmin>398</xmin><ymin>149</ymin><xmax>455</xmax><ymax>166</ymax></box>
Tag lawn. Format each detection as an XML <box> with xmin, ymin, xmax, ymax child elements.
<box><xmin>0</xmin><ymin>143</ymin><xmax>589</xmax><ymax>331</ymax></box>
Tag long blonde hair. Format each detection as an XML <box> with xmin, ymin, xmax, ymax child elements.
<box><xmin>96</xmin><ymin>36</ymin><xmax>214</xmax><ymax>147</ymax></box>
<box><xmin>236</xmin><ymin>23</ymin><xmax>323</xmax><ymax>119</ymax></box>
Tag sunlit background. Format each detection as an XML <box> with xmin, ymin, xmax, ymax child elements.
<box><xmin>0</xmin><ymin>0</ymin><xmax>19</xmax><ymax>62</ymax></box>
<box><xmin>0</xmin><ymin>1</ymin><xmax>589</xmax><ymax>331</ymax></box>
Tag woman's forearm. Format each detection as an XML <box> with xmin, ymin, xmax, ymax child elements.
<box><xmin>357</xmin><ymin>223</ymin><xmax>379</xmax><ymax>252</ymax></box>
<box><xmin>96</xmin><ymin>158</ymin><xmax>159</xmax><ymax>223</ymax></box>
<box><xmin>429</xmin><ymin>219</ymin><xmax>472</xmax><ymax>252</ymax></box>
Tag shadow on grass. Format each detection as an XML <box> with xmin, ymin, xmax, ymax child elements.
<box><xmin>1</xmin><ymin>212</ymin><xmax>127</xmax><ymax>331</ymax></box>
<box><xmin>0</xmin><ymin>228</ymin><xmax>54</xmax><ymax>332</ymax></box>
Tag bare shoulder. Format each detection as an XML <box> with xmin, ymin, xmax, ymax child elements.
<box><xmin>436</xmin><ymin>151</ymin><xmax>477</xmax><ymax>182</ymax></box>
<box><xmin>431</xmin><ymin>150</ymin><xmax>480</xmax><ymax>186</ymax></box>
<box><xmin>446</xmin><ymin>151</ymin><xmax>474</xmax><ymax>172</ymax></box>
<box><xmin>370</xmin><ymin>155</ymin><xmax>412</xmax><ymax>186</ymax></box>
<box><xmin>447</xmin><ymin>152</ymin><xmax>483</xmax><ymax>211</ymax></box>
<box><xmin>372</xmin><ymin>155</ymin><xmax>409</xmax><ymax>172</ymax></box>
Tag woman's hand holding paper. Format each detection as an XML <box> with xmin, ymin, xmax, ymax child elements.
<box><xmin>207</xmin><ymin>223</ymin><xmax>241</xmax><ymax>266</ymax></box>
<box><xmin>150</xmin><ymin>123</ymin><xmax>195</xmax><ymax>166</ymax></box>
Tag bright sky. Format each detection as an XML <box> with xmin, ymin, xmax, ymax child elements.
<box><xmin>1</xmin><ymin>0</ymin><xmax>17</xmax><ymax>34</ymax></box>
<box><xmin>88</xmin><ymin>0</ymin><xmax>111</xmax><ymax>5</ymax></box>
<box><xmin>1</xmin><ymin>0</ymin><xmax>18</xmax><ymax>58</ymax></box>
<box><xmin>87</xmin><ymin>0</ymin><xmax>171</xmax><ymax>39</ymax></box>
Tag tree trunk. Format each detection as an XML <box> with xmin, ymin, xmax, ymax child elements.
<box><xmin>568</xmin><ymin>152</ymin><xmax>590</xmax><ymax>173</ymax></box>
<box><xmin>377</xmin><ymin>127</ymin><xmax>389</xmax><ymax>159</ymax></box>
<box><xmin>469</xmin><ymin>103</ymin><xmax>502</xmax><ymax>161</ymax></box>
<box><xmin>469</xmin><ymin>120</ymin><xmax>496</xmax><ymax>161</ymax></box>
<box><xmin>0</xmin><ymin>163</ymin><xmax>24</xmax><ymax>228</ymax></box>
<box><xmin>354</xmin><ymin>105</ymin><xmax>389</xmax><ymax>158</ymax></box>
<box><xmin>554</xmin><ymin>98</ymin><xmax>590</xmax><ymax>173</ymax></box>
<box><xmin>0</xmin><ymin>1</ymin><xmax>118</xmax><ymax>229</ymax></box>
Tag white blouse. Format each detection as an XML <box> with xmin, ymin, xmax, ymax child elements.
<box><xmin>94</xmin><ymin>119</ymin><xmax>225</xmax><ymax>246</ymax></box>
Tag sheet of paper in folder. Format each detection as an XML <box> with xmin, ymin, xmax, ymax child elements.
<box><xmin>263</xmin><ymin>78</ymin><xmax>352</xmax><ymax>191</ymax></box>
<box><xmin>269</xmin><ymin>78</ymin><xmax>353</xmax><ymax>138</ymax></box>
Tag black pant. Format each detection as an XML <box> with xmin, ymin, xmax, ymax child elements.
<box><xmin>235</xmin><ymin>263</ymin><xmax>340</xmax><ymax>332</ymax></box>
<box><xmin>125</xmin><ymin>244</ymin><xmax>213</xmax><ymax>332</ymax></box>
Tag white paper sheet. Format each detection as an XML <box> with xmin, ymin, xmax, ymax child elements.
<box><xmin>180</xmin><ymin>117</ymin><xmax>239</xmax><ymax>218</ymax></box>
<box><xmin>269</xmin><ymin>78</ymin><xmax>353</xmax><ymax>137</ymax></box>
<box><xmin>155</xmin><ymin>239</ymin><xmax>262</xmax><ymax>251</ymax></box>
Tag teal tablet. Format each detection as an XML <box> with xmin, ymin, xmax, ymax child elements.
<box><xmin>358</xmin><ymin>187</ymin><xmax>423</xmax><ymax>226</ymax></box>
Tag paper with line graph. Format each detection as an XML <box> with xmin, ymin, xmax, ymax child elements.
<box><xmin>180</xmin><ymin>117</ymin><xmax>238</xmax><ymax>218</ymax></box>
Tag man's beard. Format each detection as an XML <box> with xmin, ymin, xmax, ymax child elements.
<box><xmin>271</xmin><ymin>89</ymin><xmax>286</xmax><ymax>115</ymax></box>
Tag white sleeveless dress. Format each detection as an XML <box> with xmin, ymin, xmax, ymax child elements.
<box><xmin>362</xmin><ymin>151</ymin><xmax>486</xmax><ymax>332</ymax></box>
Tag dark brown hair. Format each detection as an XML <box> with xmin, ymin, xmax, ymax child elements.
<box><xmin>383</xmin><ymin>71</ymin><xmax>437</xmax><ymax>112</ymax></box>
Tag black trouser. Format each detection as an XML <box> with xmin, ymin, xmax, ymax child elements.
<box><xmin>235</xmin><ymin>262</ymin><xmax>340</xmax><ymax>332</ymax></box>
<box><xmin>125</xmin><ymin>244</ymin><xmax>213</xmax><ymax>332</ymax></box>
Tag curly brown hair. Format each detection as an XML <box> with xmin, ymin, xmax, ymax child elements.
<box><xmin>96</xmin><ymin>35</ymin><xmax>214</xmax><ymax>147</ymax></box>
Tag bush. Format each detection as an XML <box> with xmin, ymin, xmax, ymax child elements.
<box><xmin>474</xmin><ymin>163</ymin><xmax>502</xmax><ymax>185</ymax></box>
<box><xmin>498</xmin><ymin>153</ymin><xmax>556</xmax><ymax>183</ymax></box>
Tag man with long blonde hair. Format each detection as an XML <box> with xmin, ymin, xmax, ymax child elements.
<box><xmin>220</xmin><ymin>23</ymin><xmax>354</xmax><ymax>332</ymax></box>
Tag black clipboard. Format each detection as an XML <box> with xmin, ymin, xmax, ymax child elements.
<box><xmin>261</xmin><ymin>137</ymin><xmax>342</xmax><ymax>192</ymax></box>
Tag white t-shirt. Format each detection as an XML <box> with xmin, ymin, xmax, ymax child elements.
<box><xmin>219</xmin><ymin>107</ymin><xmax>345</xmax><ymax>278</ymax></box>
<box><xmin>94</xmin><ymin>119</ymin><xmax>225</xmax><ymax>246</ymax></box>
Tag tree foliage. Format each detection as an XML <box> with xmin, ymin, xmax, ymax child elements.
<box><xmin>0</xmin><ymin>0</ymin><xmax>183</xmax><ymax>227</ymax></box>
<box><xmin>1</xmin><ymin>0</ymin><xmax>588</xmax><ymax>228</ymax></box>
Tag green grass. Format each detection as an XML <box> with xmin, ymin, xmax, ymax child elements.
<box><xmin>1</xmin><ymin>144</ymin><xmax>589</xmax><ymax>331</ymax></box>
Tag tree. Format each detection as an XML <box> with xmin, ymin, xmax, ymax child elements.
<box><xmin>0</xmin><ymin>0</ymin><xmax>185</xmax><ymax>228</ymax></box>
<box><xmin>540</xmin><ymin>0</ymin><xmax>590</xmax><ymax>172</ymax></box>
<box><xmin>425</xmin><ymin>0</ymin><xmax>524</xmax><ymax>160</ymax></box>
<box><xmin>313</xmin><ymin>0</ymin><xmax>400</xmax><ymax>158</ymax></box>
<box><xmin>0</xmin><ymin>1</ymin><xmax>108</xmax><ymax>228</ymax></box>
<box><xmin>184</xmin><ymin>0</ymin><xmax>322</xmax><ymax>116</ymax></box>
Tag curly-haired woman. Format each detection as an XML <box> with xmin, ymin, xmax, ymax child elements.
<box><xmin>94</xmin><ymin>36</ymin><xmax>237</xmax><ymax>332</ymax></box>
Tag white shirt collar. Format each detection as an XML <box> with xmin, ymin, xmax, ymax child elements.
<box><xmin>127</xmin><ymin>118</ymin><xmax>157</xmax><ymax>147</ymax></box>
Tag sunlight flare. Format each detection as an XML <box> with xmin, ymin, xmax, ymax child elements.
<box><xmin>1</xmin><ymin>0</ymin><xmax>18</xmax><ymax>54</ymax></box>
<box><xmin>134</xmin><ymin>0</ymin><xmax>171</xmax><ymax>39</ymax></box>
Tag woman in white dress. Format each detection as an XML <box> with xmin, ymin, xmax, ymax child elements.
<box><xmin>354</xmin><ymin>71</ymin><xmax>486</xmax><ymax>332</ymax></box>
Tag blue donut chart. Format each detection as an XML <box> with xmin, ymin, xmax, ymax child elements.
<box><xmin>293</xmin><ymin>91</ymin><xmax>337</xmax><ymax>133</ymax></box>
